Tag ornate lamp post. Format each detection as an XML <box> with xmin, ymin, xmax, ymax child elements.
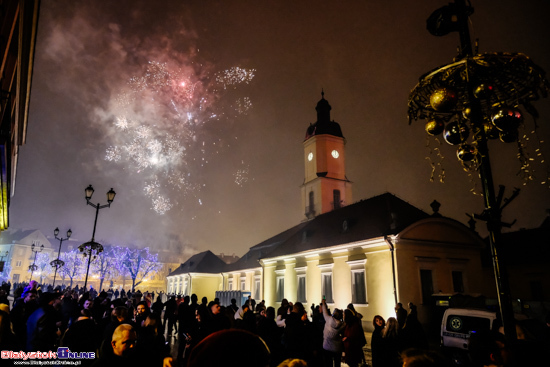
<box><xmin>79</xmin><ymin>185</ymin><xmax>116</xmax><ymax>290</ymax></box>
<box><xmin>29</xmin><ymin>244</ymin><xmax>44</xmax><ymax>282</ymax></box>
<box><xmin>50</xmin><ymin>227</ymin><xmax>72</xmax><ymax>287</ymax></box>
<box><xmin>408</xmin><ymin>0</ymin><xmax>548</xmax><ymax>341</ymax></box>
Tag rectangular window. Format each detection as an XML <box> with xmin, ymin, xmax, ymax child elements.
<box><xmin>351</xmin><ymin>270</ymin><xmax>367</xmax><ymax>304</ymax></box>
<box><xmin>13</xmin><ymin>274</ymin><xmax>20</xmax><ymax>282</ymax></box>
<box><xmin>297</xmin><ymin>275</ymin><xmax>306</xmax><ymax>303</ymax></box>
<box><xmin>452</xmin><ymin>271</ymin><xmax>464</xmax><ymax>293</ymax></box>
<box><xmin>322</xmin><ymin>273</ymin><xmax>333</xmax><ymax>303</ymax></box>
<box><xmin>16</xmin><ymin>260</ymin><xmax>22</xmax><ymax>267</ymax></box>
<box><xmin>276</xmin><ymin>276</ymin><xmax>285</xmax><ymax>301</ymax></box>
<box><xmin>228</xmin><ymin>279</ymin><xmax>233</xmax><ymax>291</ymax></box>
<box><xmin>420</xmin><ymin>269</ymin><xmax>434</xmax><ymax>305</ymax></box>
<box><xmin>241</xmin><ymin>279</ymin><xmax>246</xmax><ymax>291</ymax></box>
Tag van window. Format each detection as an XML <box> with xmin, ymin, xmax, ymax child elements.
<box><xmin>446</xmin><ymin>314</ymin><xmax>491</xmax><ymax>334</ymax></box>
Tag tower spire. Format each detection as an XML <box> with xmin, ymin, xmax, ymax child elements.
<box><xmin>316</xmin><ymin>89</ymin><xmax>331</xmax><ymax>123</ymax></box>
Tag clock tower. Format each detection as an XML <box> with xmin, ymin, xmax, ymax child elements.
<box><xmin>302</xmin><ymin>92</ymin><xmax>352</xmax><ymax>219</ymax></box>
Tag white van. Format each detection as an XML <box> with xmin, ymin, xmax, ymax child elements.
<box><xmin>441</xmin><ymin>308</ymin><xmax>497</xmax><ymax>350</ymax></box>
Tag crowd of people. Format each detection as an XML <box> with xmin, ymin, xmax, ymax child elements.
<box><xmin>1</xmin><ymin>280</ymin><xmax>371</xmax><ymax>367</ymax></box>
<box><xmin>1</xmin><ymin>280</ymin><xmax>549</xmax><ymax>367</ymax></box>
<box><xmin>370</xmin><ymin>303</ymin><xmax>429</xmax><ymax>367</ymax></box>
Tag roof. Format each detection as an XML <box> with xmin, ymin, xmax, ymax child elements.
<box><xmin>225</xmin><ymin>222</ymin><xmax>310</xmax><ymax>271</ymax></box>
<box><xmin>168</xmin><ymin>250</ymin><xmax>228</xmax><ymax>276</ymax></box>
<box><xmin>167</xmin><ymin>193</ymin><xmax>431</xmax><ymax>276</ymax></box>
<box><xmin>263</xmin><ymin>192</ymin><xmax>429</xmax><ymax>259</ymax></box>
<box><xmin>0</xmin><ymin>229</ymin><xmax>38</xmax><ymax>243</ymax></box>
<box><xmin>0</xmin><ymin>229</ymin><xmax>52</xmax><ymax>248</ymax></box>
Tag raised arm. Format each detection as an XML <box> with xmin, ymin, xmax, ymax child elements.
<box><xmin>321</xmin><ymin>299</ymin><xmax>330</xmax><ymax>321</ymax></box>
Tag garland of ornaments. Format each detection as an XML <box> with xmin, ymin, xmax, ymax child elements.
<box><xmin>408</xmin><ymin>52</ymin><xmax>549</xmax><ymax>185</ymax></box>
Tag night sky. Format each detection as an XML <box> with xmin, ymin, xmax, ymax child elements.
<box><xmin>10</xmin><ymin>0</ymin><xmax>550</xmax><ymax>259</ymax></box>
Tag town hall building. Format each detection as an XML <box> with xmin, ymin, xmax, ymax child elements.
<box><xmin>166</xmin><ymin>93</ymin><xmax>496</xmax><ymax>331</ymax></box>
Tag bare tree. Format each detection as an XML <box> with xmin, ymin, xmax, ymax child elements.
<box><xmin>120</xmin><ymin>247</ymin><xmax>162</xmax><ymax>291</ymax></box>
<box><xmin>59</xmin><ymin>249</ymin><xmax>85</xmax><ymax>287</ymax></box>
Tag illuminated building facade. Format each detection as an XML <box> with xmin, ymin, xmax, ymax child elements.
<box><xmin>167</xmin><ymin>94</ymin><xmax>495</xmax><ymax>330</ymax></box>
<box><xmin>0</xmin><ymin>229</ymin><xmax>53</xmax><ymax>284</ymax></box>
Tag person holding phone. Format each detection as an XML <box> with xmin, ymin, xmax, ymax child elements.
<box><xmin>320</xmin><ymin>299</ymin><xmax>345</xmax><ymax>367</ymax></box>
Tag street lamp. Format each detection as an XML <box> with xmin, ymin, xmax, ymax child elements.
<box><xmin>29</xmin><ymin>244</ymin><xmax>44</xmax><ymax>282</ymax></box>
<box><xmin>408</xmin><ymin>0</ymin><xmax>548</xmax><ymax>341</ymax></box>
<box><xmin>50</xmin><ymin>227</ymin><xmax>72</xmax><ymax>287</ymax></box>
<box><xmin>79</xmin><ymin>185</ymin><xmax>116</xmax><ymax>290</ymax></box>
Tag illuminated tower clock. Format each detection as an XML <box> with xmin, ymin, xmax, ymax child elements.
<box><xmin>302</xmin><ymin>91</ymin><xmax>352</xmax><ymax>219</ymax></box>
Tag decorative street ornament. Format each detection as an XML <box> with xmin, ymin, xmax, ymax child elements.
<box><xmin>456</xmin><ymin>143</ymin><xmax>477</xmax><ymax>162</ymax></box>
<box><xmin>425</xmin><ymin>118</ymin><xmax>445</xmax><ymax>136</ymax></box>
<box><xmin>491</xmin><ymin>107</ymin><xmax>523</xmax><ymax>132</ymax></box>
<box><xmin>430</xmin><ymin>87</ymin><xmax>458</xmax><ymax>112</ymax></box>
<box><xmin>443</xmin><ymin>121</ymin><xmax>469</xmax><ymax>145</ymax></box>
<box><xmin>412</xmin><ymin>0</ymin><xmax>549</xmax><ymax>343</ymax></box>
<box><xmin>408</xmin><ymin>52</ymin><xmax>549</xmax><ymax>175</ymax></box>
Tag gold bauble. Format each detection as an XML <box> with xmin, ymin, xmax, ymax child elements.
<box><xmin>430</xmin><ymin>88</ymin><xmax>458</xmax><ymax>112</ymax></box>
<box><xmin>462</xmin><ymin>107</ymin><xmax>472</xmax><ymax>120</ymax></box>
<box><xmin>425</xmin><ymin>118</ymin><xmax>445</xmax><ymax>136</ymax></box>
<box><xmin>457</xmin><ymin>144</ymin><xmax>477</xmax><ymax>162</ymax></box>
<box><xmin>473</xmin><ymin>84</ymin><xmax>494</xmax><ymax>99</ymax></box>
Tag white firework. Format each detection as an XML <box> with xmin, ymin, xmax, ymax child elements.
<box><xmin>105</xmin><ymin>60</ymin><xmax>255</xmax><ymax>214</ymax></box>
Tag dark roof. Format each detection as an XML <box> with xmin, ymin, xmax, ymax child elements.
<box><xmin>226</xmin><ymin>193</ymin><xmax>428</xmax><ymax>269</ymax></box>
<box><xmin>225</xmin><ymin>222</ymin><xmax>309</xmax><ymax>271</ymax></box>
<box><xmin>264</xmin><ymin>192</ymin><xmax>429</xmax><ymax>259</ymax></box>
<box><xmin>305</xmin><ymin>94</ymin><xmax>344</xmax><ymax>140</ymax></box>
<box><xmin>168</xmin><ymin>250</ymin><xmax>228</xmax><ymax>276</ymax></box>
<box><xmin>0</xmin><ymin>229</ymin><xmax>40</xmax><ymax>243</ymax></box>
<box><xmin>171</xmin><ymin>193</ymin><xmax>430</xmax><ymax>275</ymax></box>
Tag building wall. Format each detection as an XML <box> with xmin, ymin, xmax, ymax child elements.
<box><xmin>162</xmin><ymin>218</ymin><xmax>500</xmax><ymax>333</ymax></box>
<box><xmin>364</xmin><ymin>248</ymin><xmax>396</xmax><ymax>324</ymax></box>
<box><xmin>190</xmin><ymin>274</ymin><xmax>222</xmax><ymax>301</ymax></box>
<box><xmin>260</xmin><ymin>238</ymin><xmax>398</xmax><ymax>331</ymax></box>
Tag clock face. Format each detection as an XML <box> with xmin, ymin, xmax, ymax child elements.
<box><xmin>308</xmin><ymin>152</ymin><xmax>313</xmax><ymax>161</ymax></box>
<box><xmin>331</xmin><ymin>150</ymin><xmax>339</xmax><ymax>158</ymax></box>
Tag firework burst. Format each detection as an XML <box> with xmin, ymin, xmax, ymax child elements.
<box><xmin>106</xmin><ymin>61</ymin><xmax>256</xmax><ymax>214</ymax></box>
